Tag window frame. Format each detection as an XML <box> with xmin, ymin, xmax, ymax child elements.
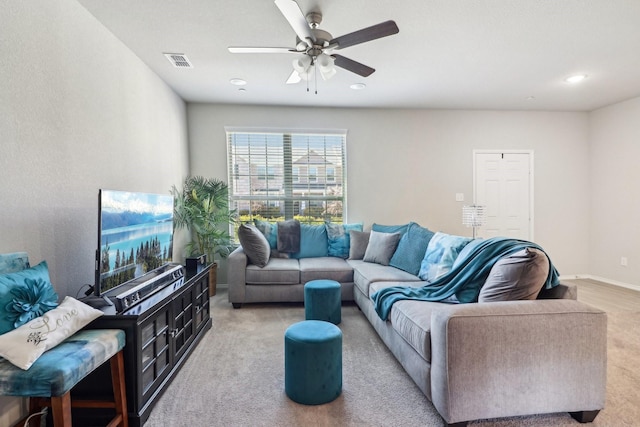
<box><xmin>226</xmin><ymin>128</ymin><xmax>348</xmax><ymax>228</ymax></box>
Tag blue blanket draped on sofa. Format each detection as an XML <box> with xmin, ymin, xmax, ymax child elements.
<box><xmin>371</xmin><ymin>237</ymin><xmax>560</xmax><ymax>320</ymax></box>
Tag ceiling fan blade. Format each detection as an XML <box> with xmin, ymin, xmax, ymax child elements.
<box><xmin>329</xmin><ymin>20</ymin><xmax>399</xmax><ymax>50</ymax></box>
<box><xmin>228</xmin><ymin>47</ymin><xmax>298</xmax><ymax>54</ymax></box>
<box><xmin>274</xmin><ymin>0</ymin><xmax>315</xmax><ymax>47</ymax></box>
<box><xmin>286</xmin><ymin>70</ymin><xmax>302</xmax><ymax>84</ymax></box>
<box><xmin>332</xmin><ymin>54</ymin><xmax>375</xmax><ymax>77</ymax></box>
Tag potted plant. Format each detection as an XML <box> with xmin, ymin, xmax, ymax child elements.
<box><xmin>171</xmin><ymin>176</ymin><xmax>236</xmax><ymax>295</ymax></box>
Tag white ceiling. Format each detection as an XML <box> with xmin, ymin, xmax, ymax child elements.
<box><xmin>77</xmin><ymin>0</ymin><xmax>640</xmax><ymax>111</ymax></box>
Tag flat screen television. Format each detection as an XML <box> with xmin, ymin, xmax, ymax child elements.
<box><xmin>95</xmin><ymin>189</ymin><xmax>174</xmax><ymax>297</ymax></box>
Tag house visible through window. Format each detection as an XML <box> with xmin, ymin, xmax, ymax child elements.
<box><xmin>226</xmin><ymin>129</ymin><xmax>347</xmax><ymax>227</ymax></box>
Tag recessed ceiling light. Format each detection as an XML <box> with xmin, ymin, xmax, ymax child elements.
<box><xmin>230</xmin><ymin>78</ymin><xmax>247</xmax><ymax>86</ymax></box>
<box><xmin>526</xmin><ymin>96</ymin><xmax>536</xmax><ymax>100</ymax></box>
<box><xmin>238</xmin><ymin>88</ymin><xmax>247</xmax><ymax>93</ymax></box>
<box><xmin>350</xmin><ymin>83</ymin><xmax>366</xmax><ymax>90</ymax></box>
<box><xmin>565</xmin><ymin>74</ymin><xmax>587</xmax><ymax>84</ymax></box>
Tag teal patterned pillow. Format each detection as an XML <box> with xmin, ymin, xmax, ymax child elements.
<box><xmin>253</xmin><ymin>219</ymin><xmax>278</xmax><ymax>250</ymax></box>
<box><xmin>0</xmin><ymin>261</ymin><xmax>59</xmax><ymax>335</ymax></box>
<box><xmin>0</xmin><ymin>252</ymin><xmax>30</xmax><ymax>274</ymax></box>
<box><xmin>389</xmin><ymin>223</ymin><xmax>435</xmax><ymax>275</ymax></box>
<box><xmin>418</xmin><ymin>232</ymin><xmax>473</xmax><ymax>282</ymax></box>
<box><xmin>325</xmin><ymin>222</ymin><xmax>364</xmax><ymax>259</ymax></box>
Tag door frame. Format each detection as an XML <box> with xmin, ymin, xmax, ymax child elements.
<box><xmin>472</xmin><ymin>149</ymin><xmax>535</xmax><ymax>240</ymax></box>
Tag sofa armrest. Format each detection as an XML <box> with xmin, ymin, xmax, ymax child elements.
<box><xmin>430</xmin><ymin>299</ymin><xmax>607</xmax><ymax>424</ymax></box>
<box><xmin>227</xmin><ymin>246</ymin><xmax>248</xmax><ymax>304</ymax></box>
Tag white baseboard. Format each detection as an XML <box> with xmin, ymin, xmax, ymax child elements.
<box><xmin>559</xmin><ymin>274</ymin><xmax>640</xmax><ymax>292</ymax></box>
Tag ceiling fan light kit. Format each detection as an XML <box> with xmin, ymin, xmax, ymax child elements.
<box><xmin>228</xmin><ymin>0</ymin><xmax>399</xmax><ymax>92</ymax></box>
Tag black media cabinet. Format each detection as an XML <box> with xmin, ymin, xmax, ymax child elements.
<box><xmin>73</xmin><ymin>265</ymin><xmax>212</xmax><ymax>427</ymax></box>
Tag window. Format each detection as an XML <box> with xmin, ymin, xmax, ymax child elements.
<box><xmin>309</xmin><ymin>167</ymin><xmax>318</xmax><ymax>183</ymax></box>
<box><xmin>326</xmin><ymin>166</ymin><xmax>335</xmax><ymax>182</ymax></box>
<box><xmin>227</xmin><ymin>129</ymin><xmax>346</xmax><ymax>226</ymax></box>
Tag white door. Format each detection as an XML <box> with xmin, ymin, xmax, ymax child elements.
<box><xmin>474</xmin><ymin>151</ymin><xmax>532</xmax><ymax>240</ymax></box>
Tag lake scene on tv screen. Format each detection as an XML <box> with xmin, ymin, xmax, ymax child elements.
<box><xmin>99</xmin><ymin>190</ymin><xmax>174</xmax><ymax>293</ymax></box>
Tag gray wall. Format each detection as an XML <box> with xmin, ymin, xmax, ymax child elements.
<box><xmin>0</xmin><ymin>2</ymin><xmax>189</xmax><ymax>423</ymax></box>
<box><xmin>589</xmin><ymin>97</ymin><xmax>640</xmax><ymax>286</ymax></box>
<box><xmin>188</xmin><ymin>104</ymin><xmax>591</xmax><ymax>278</ymax></box>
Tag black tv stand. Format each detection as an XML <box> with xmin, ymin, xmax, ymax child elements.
<box><xmin>75</xmin><ymin>265</ymin><xmax>212</xmax><ymax>426</ymax></box>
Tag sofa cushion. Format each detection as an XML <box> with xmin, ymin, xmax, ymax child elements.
<box><xmin>389</xmin><ymin>300</ymin><xmax>438</xmax><ymax>364</ymax></box>
<box><xmin>253</xmin><ymin>219</ymin><xmax>278</xmax><ymax>249</ymax></box>
<box><xmin>325</xmin><ymin>222</ymin><xmax>363</xmax><ymax>259</ymax></box>
<box><xmin>479</xmin><ymin>248</ymin><xmax>549</xmax><ymax>302</ymax></box>
<box><xmin>246</xmin><ymin>258</ymin><xmax>300</xmax><ymax>285</ymax></box>
<box><xmin>363</xmin><ymin>231</ymin><xmax>401</xmax><ymax>266</ymax></box>
<box><xmin>368</xmin><ymin>281</ymin><xmax>434</xmax><ymax>363</ymax></box>
<box><xmin>348</xmin><ymin>231</ymin><xmax>370</xmax><ymax>260</ymax></box>
<box><xmin>389</xmin><ymin>223</ymin><xmax>435</xmax><ymax>276</ymax></box>
<box><xmin>299</xmin><ymin>257</ymin><xmax>354</xmax><ymax>283</ymax></box>
<box><xmin>372</xmin><ymin>223</ymin><xmax>411</xmax><ymax>237</ymax></box>
<box><xmin>291</xmin><ymin>224</ymin><xmax>328</xmax><ymax>259</ymax></box>
<box><xmin>351</xmin><ymin>260</ymin><xmax>422</xmax><ymax>298</ymax></box>
<box><xmin>238</xmin><ymin>223</ymin><xmax>271</xmax><ymax>267</ymax></box>
<box><xmin>418</xmin><ymin>232</ymin><xmax>472</xmax><ymax>282</ymax></box>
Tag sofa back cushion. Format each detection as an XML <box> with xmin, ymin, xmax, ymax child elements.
<box><xmin>372</xmin><ymin>223</ymin><xmax>410</xmax><ymax>237</ymax></box>
<box><xmin>478</xmin><ymin>247</ymin><xmax>549</xmax><ymax>302</ymax></box>
<box><xmin>389</xmin><ymin>222</ymin><xmax>435</xmax><ymax>276</ymax></box>
<box><xmin>290</xmin><ymin>224</ymin><xmax>328</xmax><ymax>259</ymax></box>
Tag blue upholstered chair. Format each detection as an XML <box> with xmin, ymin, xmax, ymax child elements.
<box><xmin>0</xmin><ymin>252</ymin><xmax>128</xmax><ymax>427</ymax></box>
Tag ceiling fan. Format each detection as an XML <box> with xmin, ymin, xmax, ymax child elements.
<box><xmin>228</xmin><ymin>0</ymin><xmax>399</xmax><ymax>85</ymax></box>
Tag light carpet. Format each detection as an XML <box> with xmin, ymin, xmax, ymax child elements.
<box><xmin>144</xmin><ymin>290</ymin><xmax>639</xmax><ymax>427</ymax></box>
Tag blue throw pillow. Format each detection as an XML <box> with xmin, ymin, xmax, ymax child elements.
<box><xmin>418</xmin><ymin>232</ymin><xmax>473</xmax><ymax>282</ymax></box>
<box><xmin>389</xmin><ymin>223</ymin><xmax>435</xmax><ymax>276</ymax></box>
<box><xmin>253</xmin><ymin>219</ymin><xmax>278</xmax><ymax>250</ymax></box>
<box><xmin>325</xmin><ymin>222</ymin><xmax>363</xmax><ymax>259</ymax></box>
<box><xmin>372</xmin><ymin>222</ymin><xmax>411</xmax><ymax>237</ymax></box>
<box><xmin>291</xmin><ymin>224</ymin><xmax>329</xmax><ymax>259</ymax></box>
<box><xmin>0</xmin><ymin>261</ymin><xmax>59</xmax><ymax>334</ymax></box>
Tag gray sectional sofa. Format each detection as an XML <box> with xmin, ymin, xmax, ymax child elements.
<box><xmin>227</xmin><ymin>221</ymin><xmax>607</xmax><ymax>426</ymax></box>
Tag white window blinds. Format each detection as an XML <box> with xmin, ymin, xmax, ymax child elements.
<box><xmin>227</xmin><ymin>130</ymin><xmax>346</xmax><ymax>224</ymax></box>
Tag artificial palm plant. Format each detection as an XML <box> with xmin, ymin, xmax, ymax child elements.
<box><xmin>171</xmin><ymin>176</ymin><xmax>236</xmax><ymax>264</ymax></box>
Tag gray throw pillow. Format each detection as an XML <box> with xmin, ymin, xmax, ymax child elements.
<box><xmin>237</xmin><ymin>223</ymin><xmax>271</xmax><ymax>268</ymax></box>
<box><xmin>277</xmin><ymin>219</ymin><xmax>300</xmax><ymax>253</ymax></box>
<box><xmin>478</xmin><ymin>248</ymin><xmax>549</xmax><ymax>302</ymax></box>
<box><xmin>348</xmin><ymin>230</ymin><xmax>370</xmax><ymax>260</ymax></box>
<box><xmin>363</xmin><ymin>230</ymin><xmax>401</xmax><ymax>266</ymax></box>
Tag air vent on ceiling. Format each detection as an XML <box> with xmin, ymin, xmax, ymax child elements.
<box><xmin>163</xmin><ymin>53</ymin><xmax>193</xmax><ymax>69</ymax></box>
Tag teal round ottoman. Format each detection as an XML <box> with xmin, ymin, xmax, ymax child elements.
<box><xmin>284</xmin><ymin>320</ymin><xmax>342</xmax><ymax>405</ymax></box>
<box><xmin>304</xmin><ymin>279</ymin><xmax>341</xmax><ymax>324</ymax></box>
